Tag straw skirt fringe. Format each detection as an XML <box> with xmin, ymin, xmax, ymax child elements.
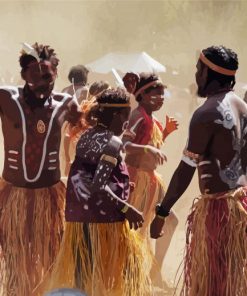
<box><xmin>46</xmin><ymin>221</ymin><xmax>154</xmax><ymax>296</ymax></box>
<box><xmin>181</xmin><ymin>187</ymin><xmax>247</xmax><ymax>296</ymax></box>
<box><xmin>0</xmin><ymin>178</ymin><xmax>65</xmax><ymax>296</ymax></box>
<box><xmin>127</xmin><ymin>167</ymin><xmax>165</xmax><ymax>235</ymax></box>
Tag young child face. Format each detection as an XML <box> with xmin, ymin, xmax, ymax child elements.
<box><xmin>141</xmin><ymin>86</ymin><xmax>165</xmax><ymax>112</ymax></box>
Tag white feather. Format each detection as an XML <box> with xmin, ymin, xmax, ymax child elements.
<box><xmin>21</xmin><ymin>42</ymin><xmax>40</xmax><ymax>62</ymax></box>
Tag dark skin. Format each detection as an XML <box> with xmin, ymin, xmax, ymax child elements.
<box><xmin>150</xmin><ymin>59</ymin><xmax>238</xmax><ymax>239</ymax></box>
<box><xmin>124</xmin><ymin>86</ymin><xmax>178</xmax><ymax>166</ymax></box>
<box><xmin>0</xmin><ymin>57</ymin><xmax>81</xmax><ymax>188</ymax></box>
<box><xmin>108</xmin><ymin>107</ymin><xmax>131</xmax><ymax>136</ymax></box>
<box><xmin>21</xmin><ymin>60</ymin><xmax>57</xmax><ymax>101</ymax></box>
<box><xmin>100</xmin><ymin>106</ymin><xmax>145</xmax><ymax>230</ymax></box>
<box><xmin>139</xmin><ymin>86</ymin><xmax>165</xmax><ymax>114</ymax></box>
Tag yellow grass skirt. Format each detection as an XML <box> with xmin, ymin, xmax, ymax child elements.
<box><xmin>181</xmin><ymin>186</ymin><xmax>247</xmax><ymax>296</ymax></box>
<box><xmin>46</xmin><ymin>221</ymin><xmax>154</xmax><ymax>296</ymax></box>
<box><xmin>0</xmin><ymin>178</ymin><xmax>65</xmax><ymax>296</ymax></box>
<box><xmin>127</xmin><ymin>166</ymin><xmax>165</xmax><ymax>235</ymax></box>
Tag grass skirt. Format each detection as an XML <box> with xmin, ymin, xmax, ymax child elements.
<box><xmin>46</xmin><ymin>221</ymin><xmax>154</xmax><ymax>296</ymax></box>
<box><xmin>127</xmin><ymin>166</ymin><xmax>165</xmax><ymax>235</ymax></box>
<box><xmin>181</xmin><ymin>186</ymin><xmax>247</xmax><ymax>296</ymax></box>
<box><xmin>0</xmin><ymin>178</ymin><xmax>65</xmax><ymax>296</ymax></box>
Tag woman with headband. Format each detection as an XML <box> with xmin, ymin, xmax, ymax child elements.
<box><xmin>47</xmin><ymin>87</ymin><xmax>153</xmax><ymax>296</ymax></box>
<box><xmin>122</xmin><ymin>72</ymin><xmax>178</xmax><ymax>292</ymax></box>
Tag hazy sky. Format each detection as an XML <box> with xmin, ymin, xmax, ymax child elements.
<box><xmin>0</xmin><ymin>0</ymin><xmax>246</xmax><ymax>89</ymax></box>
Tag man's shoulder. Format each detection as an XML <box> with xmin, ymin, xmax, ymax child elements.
<box><xmin>61</xmin><ymin>85</ymin><xmax>71</xmax><ymax>93</ymax></box>
<box><xmin>0</xmin><ymin>85</ymin><xmax>20</xmax><ymax>98</ymax></box>
<box><xmin>52</xmin><ymin>92</ymin><xmax>77</xmax><ymax>108</ymax></box>
<box><xmin>190</xmin><ymin>104</ymin><xmax>215</xmax><ymax>126</ymax></box>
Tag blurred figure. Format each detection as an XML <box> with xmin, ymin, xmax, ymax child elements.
<box><xmin>63</xmin><ymin>80</ymin><xmax>110</xmax><ymax>176</ymax></box>
<box><xmin>243</xmin><ymin>90</ymin><xmax>247</xmax><ymax>103</ymax></box>
<box><xmin>87</xmin><ymin>80</ymin><xmax>110</xmax><ymax>100</ymax></box>
<box><xmin>62</xmin><ymin>65</ymin><xmax>89</xmax><ymax>104</ymax></box>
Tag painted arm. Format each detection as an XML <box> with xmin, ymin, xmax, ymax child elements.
<box><xmin>150</xmin><ymin>110</ymin><xmax>213</xmax><ymax>238</ymax></box>
<box><xmin>91</xmin><ymin>135</ymin><xmax>144</xmax><ymax>228</ymax></box>
<box><xmin>160</xmin><ymin>160</ymin><xmax>196</xmax><ymax>211</ymax></box>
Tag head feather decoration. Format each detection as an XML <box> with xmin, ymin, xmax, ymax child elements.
<box><xmin>21</xmin><ymin>42</ymin><xmax>40</xmax><ymax>63</ymax></box>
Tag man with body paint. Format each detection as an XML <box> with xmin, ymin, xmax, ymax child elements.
<box><xmin>0</xmin><ymin>42</ymin><xmax>81</xmax><ymax>295</ymax></box>
<box><xmin>151</xmin><ymin>46</ymin><xmax>247</xmax><ymax>295</ymax></box>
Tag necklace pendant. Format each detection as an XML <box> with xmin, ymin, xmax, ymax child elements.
<box><xmin>37</xmin><ymin>120</ymin><xmax>46</xmax><ymax>134</ymax></box>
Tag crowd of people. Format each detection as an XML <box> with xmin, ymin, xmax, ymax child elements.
<box><xmin>0</xmin><ymin>42</ymin><xmax>246</xmax><ymax>296</ymax></box>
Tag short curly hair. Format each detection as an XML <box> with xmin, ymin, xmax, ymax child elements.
<box><xmin>19</xmin><ymin>42</ymin><xmax>59</xmax><ymax>72</ymax></box>
<box><xmin>68</xmin><ymin>65</ymin><xmax>89</xmax><ymax>84</ymax></box>
<box><xmin>87</xmin><ymin>87</ymin><xmax>130</xmax><ymax>127</ymax></box>
<box><xmin>201</xmin><ymin>45</ymin><xmax>238</xmax><ymax>88</ymax></box>
<box><xmin>89</xmin><ymin>81</ymin><xmax>110</xmax><ymax>96</ymax></box>
<box><xmin>123</xmin><ymin>72</ymin><xmax>164</xmax><ymax>102</ymax></box>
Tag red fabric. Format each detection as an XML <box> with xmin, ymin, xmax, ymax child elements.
<box><xmin>133</xmin><ymin>106</ymin><xmax>163</xmax><ymax>145</ymax></box>
<box><xmin>185</xmin><ymin>190</ymin><xmax>247</xmax><ymax>296</ymax></box>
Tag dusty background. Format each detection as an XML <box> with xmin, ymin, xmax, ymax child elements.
<box><xmin>0</xmin><ymin>0</ymin><xmax>246</xmax><ymax>294</ymax></box>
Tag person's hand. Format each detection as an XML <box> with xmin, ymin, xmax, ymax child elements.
<box><xmin>146</xmin><ymin>145</ymin><xmax>167</xmax><ymax>165</ymax></box>
<box><xmin>163</xmin><ymin>116</ymin><xmax>179</xmax><ymax>138</ymax></box>
<box><xmin>125</xmin><ymin>206</ymin><xmax>144</xmax><ymax>230</ymax></box>
<box><xmin>129</xmin><ymin>182</ymin><xmax>136</xmax><ymax>193</ymax></box>
<box><xmin>150</xmin><ymin>215</ymin><xmax>165</xmax><ymax>239</ymax></box>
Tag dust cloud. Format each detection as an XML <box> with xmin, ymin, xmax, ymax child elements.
<box><xmin>0</xmin><ymin>1</ymin><xmax>246</xmax><ymax>294</ymax></box>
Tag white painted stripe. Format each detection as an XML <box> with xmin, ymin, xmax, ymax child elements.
<box><xmin>48</xmin><ymin>166</ymin><xmax>56</xmax><ymax>170</ymax></box>
<box><xmin>9</xmin><ymin>150</ymin><xmax>18</xmax><ymax>154</ymax></box>
<box><xmin>129</xmin><ymin>117</ymin><xmax>143</xmax><ymax>134</ymax></box>
<box><xmin>49</xmin><ymin>151</ymin><xmax>57</xmax><ymax>155</ymax></box>
<box><xmin>182</xmin><ymin>155</ymin><xmax>197</xmax><ymax>168</ymax></box>
<box><xmin>198</xmin><ymin>161</ymin><xmax>211</xmax><ymax>166</ymax></box>
<box><xmin>123</xmin><ymin>141</ymin><xmax>132</xmax><ymax>149</ymax></box>
<box><xmin>11</xmin><ymin>90</ymin><xmax>70</xmax><ymax>182</ymax></box>
<box><xmin>201</xmin><ymin>174</ymin><xmax>213</xmax><ymax>179</ymax></box>
<box><xmin>8</xmin><ymin>158</ymin><xmax>17</xmax><ymax>162</ymax></box>
<box><xmin>9</xmin><ymin>165</ymin><xmax>18</xmax><ymax>170</ymax></box>
<box><xmin>49</xmin><ymin>159</ymin><xmax>56</xmax><ymax>163</ymax></box>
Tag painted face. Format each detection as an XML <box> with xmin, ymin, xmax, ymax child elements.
<box><xmin>141</xmin><ymin>85</ymin><xmax>165</xmax><ymax>112</ymax></box>
<box><xmin>195</xmin><ymin>60</ymin><xmax>208</xmax><ymax>98</ymax></box>
<box><xmin>23</xmin><ymin>60</ymin><xmax>57</xmax><ymax>99</ymax></box>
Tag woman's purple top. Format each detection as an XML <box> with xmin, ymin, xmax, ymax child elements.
<box><xmin>65</xmin><ymin>126</ymin><xmax>130</xmax><ymax>223</ymax></box>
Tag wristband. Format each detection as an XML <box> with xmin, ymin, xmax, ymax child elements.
<box><xmin>121</xmin><ymin>204</ymin><xmax>129</xmax><ymax>213</ymax></box>
<box><xmin>144</xmin><ymin>146</ymin><xmax>149</xmax><ymax>153</ymax></box>
<box><xmin>156</xmin><ymin>214</ymin><xmax>167</xmax><ymax>220</ymax></box>
<box><xmin>155</xmin><ymin>203</ymin><xmax>170</xmax><ymax>218</ymax></box>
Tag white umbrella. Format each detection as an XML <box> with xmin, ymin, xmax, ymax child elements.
<box><xmin>86</xmin><ymin>52</ymin><xmax>166</xmax><ymax>74</ymax></box>
<box><xmin>86</xmin><ymin>52</ymin><xmax>166</xmax><ymax>86</ymax></box>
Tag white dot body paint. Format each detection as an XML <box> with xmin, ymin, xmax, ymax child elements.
<box><xmin>40</xmin><ymin>94</ymin><xmax>44</xmax><ymax>99</ymax></box>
